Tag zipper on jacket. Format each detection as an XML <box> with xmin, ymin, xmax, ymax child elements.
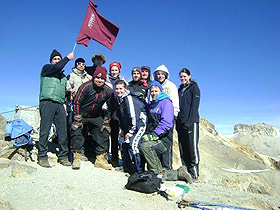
<box><xmin>90</xmin><ymin>89</ymin><xmax>100</xmax><ymax>115</ymax></box>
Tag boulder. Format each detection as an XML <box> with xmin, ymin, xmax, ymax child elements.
<box><xmin>10</xmin><ymin>161</ymin><xmax>37</xmax><ymax>178</ymax></box>
<box><xmin>0</xmin><ymin>113</ymin><xmax>7</xmax><ymax>141</ymax></box>
<box><xmin>0</xmin><ymin>158</ymin><xmax>12</xmax><ymax>169</ymax></box>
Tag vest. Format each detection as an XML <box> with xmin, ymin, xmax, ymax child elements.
<box><xmin>39</xmin><ymin>73</ymin><xmax>67</xmax><ymax>104</ymax></box>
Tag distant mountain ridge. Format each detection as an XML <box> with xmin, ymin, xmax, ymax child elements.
<box><xmin>234</xmin><ymin>123</ymin><xmax>279</xmax><ymax>138</ymax></box>
<box><xmin>231</xmin><ymin>123</ymin><xmax>280</xmax><ymax>157</ymax></box>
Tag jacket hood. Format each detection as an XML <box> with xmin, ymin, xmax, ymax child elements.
<box><xmin>153</xmin><ymin>64</ymin><xmax>170</xmax><ymax>79</ymax></box>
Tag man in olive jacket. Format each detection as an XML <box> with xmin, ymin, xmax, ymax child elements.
<box><xmin>38</xmin><ymin>49</ymin><xmax>74</xmax><ymax>168</ymax></box>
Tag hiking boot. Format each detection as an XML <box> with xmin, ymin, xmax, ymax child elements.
<box><xmin>94</xmin><ymin>153</ymin><xmax>112</xmax><ymax>170</ymax></box>
<box><xmin>38</xmin><ymin>159</ymin><xmax>51</xmax><ymax>168</ymax></box>
<box><xmin>58</xmin><ymin>158</ymin><xmax>72</xmax><ymax>167</ymax></box>
<box><xmin>177</xmin><ymin>166</ymin><xmax>193</xmax><ymax>184</ymax></box>
<box><xmin>81</xmin><ymin>153</ymin><xmax>88</xmax><ymax>161</ymax></box>
<box><xmin>72</xmin><ymin>152</ymin><xmax>81</xmax><ymax>170</ymax></box>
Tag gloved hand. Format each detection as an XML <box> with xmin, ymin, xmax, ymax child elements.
<box><xmin>100</xmin><ymin>117</ymin><xmax>111</xmax><ymax>133</ymax></box>
<box><xmin>71</xmin><ymin>114</ymin><xmax>83</xmax><ymax>130</ymax></box>
<box><xmin>142</xmin><ymin>132</ymin><xmax>159</xmax><ymax>142</ymax></box>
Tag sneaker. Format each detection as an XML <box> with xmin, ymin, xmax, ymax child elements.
<box><xmin>58</xmin><ymin>158</ymin><xmax>72</xmax><ymax>167</ymax></box>
<box><xmin>38</xmin><ymin>159</ymin><xmax>51</xmax><ymax>168</ymax></box>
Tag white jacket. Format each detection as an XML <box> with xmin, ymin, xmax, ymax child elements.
<box><xmin>66</xmin><ymin>68</ymin><xmax>92</xmax><ymax>95</ymax></box>
<box><xmin>153</xmin><ymin>64</ymin><xmax>180</xmax><ymax>117</ymax></box>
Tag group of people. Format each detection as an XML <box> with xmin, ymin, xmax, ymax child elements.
<box><xmin>38</xmin><ymin>49</ymin><xmax>201</xmax><ymax>183</ymax></box>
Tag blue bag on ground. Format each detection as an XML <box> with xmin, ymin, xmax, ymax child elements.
<box><xmin>5</xmin><ymin>119</ymin><xmax>33</xmax><ymax>147</ymax></box>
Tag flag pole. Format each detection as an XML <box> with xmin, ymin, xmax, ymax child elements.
<box><xmin>72</xmin><ymin>43</ymin><xmax>77</xmax><ymax>52</ymax></box>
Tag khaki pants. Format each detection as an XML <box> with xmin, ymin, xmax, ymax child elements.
<box><xmin>140</xmin><ymin>140</ymin><xmax>177</xmax><ymax>181</ymax></box>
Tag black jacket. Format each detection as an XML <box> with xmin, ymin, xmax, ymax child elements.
<box><xmin>73</xmin><ymin>80</ymin><xmax>113</xmax><ymax>118</ymax></box>
<box><xmin>116</xmin><ymin>91</ymin><xmax>147</xmax><ymax>135</ymax></box>
<box><xmin>85</xmin><ymin>65</ymin><xmax>96</xmax><ymax>76</ymax></box>
<box><xmin>177</xmin><ymin>81</ymin><xmax>200</xmax><ymax>127</ymax></box>
<box><xmin>128</xmin><ymin>80</ymin><xmax>148</xmax><ymax>100</ymax></box>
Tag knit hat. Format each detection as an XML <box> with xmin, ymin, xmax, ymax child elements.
<box><xmin>92</xmin><ymin>67</ymin><xmax>107</xmax><ymax>80</ymax></box>
<box><xmin>92</xmin><ymin>53</ymin><xmax>106</xmax><ymax>64</ymax></box>
<box><xmin>131</xmin><ymin>67</ymin><xmax>142</xmax><ymax>75</ymax></box>
<box><xmin>49</xmin><ymin>49</ymin><xmax>62</xmax><ymax>63</ymax></box>
<box><xmin>109</xmin><ymin>62</ymin><xmax>121</xmax><ymax>72</ymax></box>
<box><xmin>149</xmin><ymin>80</ymin><xmax>163</xmax><ymax>92</ymax></box>
<box><xmin>141</xmin><ymin>66</ymin><xmax>151</xmax><ymax>72</ymax></box>
<box><xmin>75</xmin><ymin>58</ymin><xmax>85</xmax><ymax>67</ymax></box>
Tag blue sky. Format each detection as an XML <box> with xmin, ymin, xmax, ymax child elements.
<box><xmin>0</xmin><ymin>0</ymin><xmax>279</xmax><ymax>135</ymax></box>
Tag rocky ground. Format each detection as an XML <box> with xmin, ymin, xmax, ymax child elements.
<box><xmin>0</xmin><ymin>113</ymin><xmax>279</xmax><ymax>210</ymax></box>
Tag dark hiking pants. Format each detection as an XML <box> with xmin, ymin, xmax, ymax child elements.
<box><xmin>71</xmin><ymin>116</ymin><xmax>109</xmax><ymax>155</ymax></box>
<box><xmin>38</xmin><ymin>100</ymin><xmax>68</xmax><ymax>160</ymax></box>
<box><xmin>176</xmin><ymin>122</ymin><xmax>200</xmax><ymax>178</ymax></box>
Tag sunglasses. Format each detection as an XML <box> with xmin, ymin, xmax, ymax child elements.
<box><xmin>77</xmin><ymin>62</ymin><xmax>86</xmax><ymax>66</ymax></box>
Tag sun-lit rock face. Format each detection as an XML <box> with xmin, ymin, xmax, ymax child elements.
<box><xmin>234</xmin><ymin>123</ymin><xmax>279</xmax><ymax>138</ymax></box>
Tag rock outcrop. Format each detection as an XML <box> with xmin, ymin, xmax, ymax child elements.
<box><xmin>0</xmin><ymin>114</ymin><xmax>6</xmax><ymax>141</ymax></box>
<box><xmin>234</xmin><ymin>123</ymin><xmax>279</xmax><ymax>137</ymax></box>
<box><xmin>232</xmin><ymin>123</ymin><xmax>280</xmax><ymax>157</ymax></box>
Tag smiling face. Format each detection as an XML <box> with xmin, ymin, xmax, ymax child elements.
<box><xmin>51</xmin><ymin>56</ymin><xmax>61</xmax><ymax>65</ymax></box>
<box><xmin>93</xmin><ymin>77</ymin><xmax>105</xmax><ymax>87</ymax></box>
<box><xmin>180</xmin><ymin>72</ymin><xmax>191</xmax><ymax>86</ymax></box>
<box><xmin>110</xmin><ymin>66</ymin><xmax>120</xmax><ymax>78</ymax></box>
<box><xmin>76</xmin><ymin>62</ymin><xmax>86</xmax><ymax>71</ymax></box>
<box><xmin>156</xmin><ymin>72</ymin><xmax>166</xmax><ymax>84</ymax></box>
<box><xmin>142</xmin><ymin>69</ymin><xmax>149</xmax><ymax>80</ymax></box>
<box><xmin>115</xmin><ymin>83</ymin><xmax>127</xmax><ymax>98</ymax></box>
<box><xmin>150</xmin><ymin>86</ymin><xmax>161</xmax><ymax>101</ymax></box>
<box><xmin>132</xmin><ymin>71</ymin><xmax>141</xmax><ymax>82</ymax></box>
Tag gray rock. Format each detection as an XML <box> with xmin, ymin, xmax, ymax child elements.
<box><xmin>10</xmin><ymin>161</ymin><xmax>37</xmax><ymax>178</ymax></box>
<box><xmin>0</xmin><ymin>158</ymin><xmax>12</xmax><ymax>169</ymax></box>
<box><xmin>247</xmin><ymin>181</ymin><xmax>272</xmax><ymax>195</ymax></box>
<box><xmin>0</xmin><ymin>198</ymin><xmax>14</xmax><ymax>210</ymax></box>
<box><xmin>0</xmin><ymin>114</ymin><xmax>7</xmax><ymax>141</ymax></box>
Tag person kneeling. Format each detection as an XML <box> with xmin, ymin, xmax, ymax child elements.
<box><xmin>140</xmin><ymin>81</ymin><xmax>192</xmax><ymax>183</ymax></box>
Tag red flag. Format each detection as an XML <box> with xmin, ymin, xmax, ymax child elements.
<box><xmin>76</xmin><ymin>0</ymin><xmax>119</xmax><ymax>50</ymax></box>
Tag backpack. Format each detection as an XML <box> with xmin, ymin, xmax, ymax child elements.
<box><xmin>5</xmin><ymin>119</ymin><xmax>34</xmax><ymax>161</ymax></box>
<box><xmin>5</xmin><ymin>119</ymin><xmax>33</xmax><ymax>147</ymax></box>
<box><xmin>125</xmin><ymin>171</ymin><xmax>162</xmax><ymax>193</ymax></box>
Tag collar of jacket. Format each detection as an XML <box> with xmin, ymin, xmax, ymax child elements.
<box><xmin>72</xmin><ymin>68</ymin><xmax>87</xmax><ymax>77</ymax></box>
